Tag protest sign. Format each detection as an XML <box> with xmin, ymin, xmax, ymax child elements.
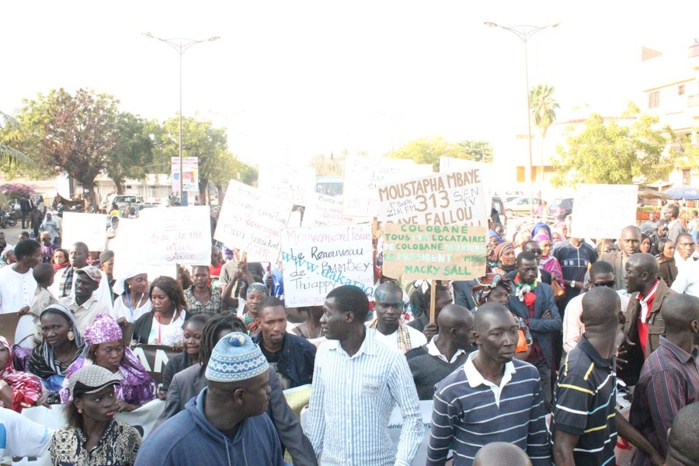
<box><xmin>139</xmin><ymin>206</ymin><xmax>211</xmax><ymax>265</ymax></box>
<box><xmin>378</xmin><ymin>170</ymin><xmax>487</xmax><ymax>226</ymax></box>
<box><xmin>214</xmin><ymin>180</ymin><xmax>294</xmax><ymax>262</ymax></box>
<box><xmin>171</xmin><ymin>156</ymin><xmax>199</xmax><ymax>192</ymax></box>
<box><xmin>302</xmin><ymin>192</ymin><xmax>345</xmax><ymax>227</ymax></box>
<box><xmin>131</xmin><ymin>345</ymin><xmax>180</xmax><ymax>384</ymax></box>
<box><xmin>0</xmin><ymin>312</ymin><xmax>21</xmax><ymax>345</ymax></box>
<box><xmin>570</xmin><ymin>184</ymin><xmax>638</xmax><ymax>239</ymax></box>
<box><xmin>343</xmin><ymin>156</ymin><xmax>432</xmax><ymax>219</ymax></box>
<box><xmin>258</xmin><ymin>163</ymin><xmax>316</xmax><ymax>206</ymax></box>
<box><xmin>61</xmin><ymin>212</ymin><xmax>107</xmax><ymax>252</ymax></box>
<box><xmin>15</xmin><ymin>400</ymin><xmax>166</xmax><ymax>466</ymax></box>
<box><xmin>280</xmin><ymin>225</ymin><xmax>374</xmax><ymax>307</ymax></box>
<box><xmin>382</xmin><ymin>223</ymin><xmax>487</xmax><ymax>281</ymax></box>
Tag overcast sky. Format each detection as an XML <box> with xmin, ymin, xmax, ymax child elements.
<box><xmin>3</xmin><ymin>0</ymin><xmax>698</xmax><ymax>165</ymax></box>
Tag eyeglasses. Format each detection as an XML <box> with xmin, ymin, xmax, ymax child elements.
<box><xmin>592</xmin><ymin>280</ymin><xmax>616</xmax><ymax>288</ymax></box>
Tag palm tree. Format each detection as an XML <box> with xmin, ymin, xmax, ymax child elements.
<box><xmin>529</xmin><ymin>84</ymin><xmax>559</xmax><ymax>186</ymax></box>
<box><xmin>0</xmin><ymin>111</ymin><xmax>32</xmax><ymax>166</ymax></box>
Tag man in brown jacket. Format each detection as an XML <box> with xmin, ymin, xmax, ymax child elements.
<box><xmin>618</xmin><ymin>253</ymin><xmax>675</xmax><ymax>385</ymax></box>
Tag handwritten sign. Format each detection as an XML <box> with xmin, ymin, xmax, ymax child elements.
<box><xmin>214</xmin><ymin>180</ymin><xmax>293</xmax><ymax>262</ymax></box>
<box><xmin>382</xmin><ymin>223</ymin><xmax>487</xmax><ymax>281</ymax></box>
<box><xmin>378</xmin><ymin>170</ymin><xmax>487</xmax><ymax>226</ymax></box>
<box><xmin>280</xmin><ymin>225</ymin><xmax>374</xmax><ymax>307</ymax></box>
<box><xmin>61</xmin><ymin>212</ymin><xmax>107</xmax><ymax>251</ymax></box>
<box><xmin>258</xmin><ymin>163</ymin><xmax>316</xmax><ymax>206</ymax></box>
<box><xmin>139</xmin><ymin>206</ymin><xmax>211</xmax><ymax>265</ymax></box>
<box><xmin>570</xmin><ymin>184</ymin><xmax>638</xmax><ymax>239</ymax></box>
<box><xmin>343</xmin><ymin>156</ymin><xmax>433</xmax><ymax>219</ymax></box>
<box><xmin>302</xmin><ymin>192</ymin><xmax>345</xmax><ymax>227</ymax></box>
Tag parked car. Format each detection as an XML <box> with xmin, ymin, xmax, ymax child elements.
<box><xmin>101</xmin><ymin>194</ymin><xmax>144</xmax><ymax>213</ymax></box>
<box><xmin>549</xmin><ymin>198</ymin><xmax>574</xmax><ymax>220</ymax></box>
<box><xmin>491</xmin><ymin>197</ymin><xmax>506</xmax><ymax>225</ymax></box>
<box><xmin>504</xmin><ymin>197</ymin><xmax>542</xmax><ymax>217</ymax></box>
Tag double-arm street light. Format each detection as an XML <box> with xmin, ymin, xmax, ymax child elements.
<box><xmin>143</xmin><ymin>32</ymin><xmax>220</xmax><ymax>204</ymax></box>
<box><xmin>484</xmin><ymin>22</ymin><xmax>559</xmax><ymax>215</ymax></box>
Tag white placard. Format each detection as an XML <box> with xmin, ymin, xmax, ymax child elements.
<box><xmin>378</xmin><ymin>170</ymin><xmax>487</xmax><ymax>226</ymax></box>
<box><xmin>343</xmin><ymin>156</ymin><xmax>433</xmax><ymax>219</ymax></box>
<box><xmin>139</xmin><ymin>206</ymin><xmax>211</xmax><ymax>266</ymax></box>
<box><xmin>302</xmin><ymin>192</ymin><xmax>345</xmax><ymax>227</ymax></box>
<box><xmin>214</xmin><ymin>180</ymin><xmax>294</xmax><ymax>262</ymax></box>
<box><xmin>570</xmin><ymin>184</ymin><xmax>638</xmax><ymax>239</ymax></box>
<box><xmin>258</xmin><ymin>163</ymin><xmax>316</xmax><ymax>206</ymax></box>
<box><xmin>61</xmin><ymin>212</ymin><xmax>107</xmax><ymax>251</ymax></box>
<box><xmin>280</xmin><ymin>225</ymin><xmax>374</xmax><ymax>307</ymax></box>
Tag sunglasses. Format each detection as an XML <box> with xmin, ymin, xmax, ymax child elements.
<box><xmin>592</xmin><ymin>280</ymin><xmax>616</xmax><ymax>288</ymax></box>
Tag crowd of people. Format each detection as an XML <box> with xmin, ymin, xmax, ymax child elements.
<box><xmin>0</xmin><ymin>199</ymin><xmax>698</xmax><ymax>466</ymax></box>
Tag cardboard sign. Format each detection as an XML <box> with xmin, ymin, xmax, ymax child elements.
<box><xmin>258</xmin><ymin>163</ymin><xmax>316</xmax><ymax>206</ymax></box>
<box><xmin>302</xmin><ymin>192</ymin><xmax>345</xmax><ymax>227</ymax></box>
<box><xmin>343</xmin><ymin>156</ymin><xmax>432</xmax><ymax>219</ymax></box>
<box><xmin>382</xmin><ymin>223</ymin><xmax>487</xmax><ymax>281</ymax></box>
<box><xmin>214</xmin><ymin>180</ymin><xmax>294</xmax><ymax>262</ymax></box>
<box><xmin>378</xmin><ymin>170</ymin><xmax>487</xmax><ymax>226</ymax></box>
<box><xmin>131</xmin><ymin>345</ymin><xmax>180</xmax><ymax>384</ymax></box>
<box><xmin>280</xmin><ymin>225</ymin><xmax>375</xmax><ymax>307</ymax></box>
<box><xmin>0</xmin><ymin>312</ymin><xmax>21</xmax><ymax>345</ymax></box>
<box><xmin>140</xmin><ymin>206</ymin><xmax>211</xmax><ymax>265</ymax></box>
<box><xmin>570</xmin><ymin>184</ymin><xmax>639</xmax><ymax>239</ymax></box>
<box><xmin>61</xmin><ymin>212</ymin><xmax>107</xmax><ymax>252</ymax></box>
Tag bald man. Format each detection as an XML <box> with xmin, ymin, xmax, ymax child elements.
<box><xmin>553</xmin><ymin>287</ymin><xmax>623</xmax><ymax>466</ymax></box>
<box><xmin>599</xmin><ymin>225</ymin><xmax>642</xmax><ymax>291</ymax></box>
<box><xmin>629</xmin><ymin>294</ymin><xmax>699</xmax><ymax>466</ymax></box>
<box><xmin>406</xmin><ymin>304</ymin><xmax>474</xmax><ymax>400</ymax></box>
<box><xmin>473</xmin><ymin>442</ymin><xmax>532</xmax><ymax>466</ymax></box>
<box><xmin>665</xmin><ymin>402</ymin><xmax>699</xmax><ymax>466</ymax></box>
<box><xmin>618</xmin><ymin>253</ymin><xmax>675</xmax><ymax>386</ymax></box>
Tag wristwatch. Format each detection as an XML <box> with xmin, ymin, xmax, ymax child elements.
<box><xmin>569</xmin><ymin>280</ymin><xmax>575</xmax><ymax>289</ymax></box>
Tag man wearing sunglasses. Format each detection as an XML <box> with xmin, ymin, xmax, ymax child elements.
<box><xmin>562</xmin><ymin>261</ymin><xmax>630</xmax><ymax>354</ymax></box>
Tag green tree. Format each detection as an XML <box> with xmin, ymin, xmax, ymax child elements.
<box><xmin>0</xmin><ymin>111</ymin><xmax>35</xmax><ymax>176</ymax></box>
<box><xmin>309</xmin><ymin>152</ymin><xmax>347</xmax><ymax>176</ymax></box>
<box><xmin>552</xmin><ymin>103</ymin><xmax>674</xmax><ymax>186</ymax></box>
<box><xmin>105</xmin><ymin>112</ymin><xmax>155</xmax><ymax>195</ymax></box>
<box><xmin>16</xmin><ymin>89</ymin><xmax>120</xmax><ymax>209</ymax></box>
<box><xmin>670</xmin><ymin>132</ymin><xmax>699</xmax><ymax>170</ymax></box>
<box><xmin>391</xmin><ymin>136</ymin><xmax>493</xmax><ymax>171</ymax></box>
<box><xmin>530</xmin><ymin>84</ymin><xmax>560</xmax><ymax>178</ymax></box>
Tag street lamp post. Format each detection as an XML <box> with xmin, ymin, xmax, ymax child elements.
<box><xmin>484</xmin><ymin>22</ymin><xmax>558</xmax><ymax>215</ymax></box>
<box><xmin>143</xmin><ymin>32</ymin><xmax>220</xmax><ymax>205</ymax></box>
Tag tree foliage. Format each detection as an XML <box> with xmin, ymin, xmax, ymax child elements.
<box><xmin>391</xmin><ymin>136</ymin><xmax>493</xmax><ymax>171</ymax></box>
<box><xmin>0</xmin><ymin>111</ymin><xmax>36</xmax><ymax>177</ymax></box>
<box><xmin>552</xmin><ymin>104</ymin><xmax>674</xmax><ymax>187</ymax></box>
<box><xmin>670</xmin><ymin>132</ymin><xmax>699</xmax><ymax>170</ymax></box>
<box><xmin>105</xmin><ymin>112</ymin><xmax>155</xmax><ymax>194</ymax></box>
<box><xmin>17</xmin><ymin>88</ymin><xmax>120</xmax><ymax>209</ymax></box>
<box><xmin>309</xmin><ymin>151</ymin><xmax>348</xmax><ymax>176</ymax></box>
<box><xmin>530</xmin><ymin>84</ymin><xmax>559</xmax><ymax>139</ymax></box>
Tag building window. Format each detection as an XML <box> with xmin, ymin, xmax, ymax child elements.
<box><xmin>678</xmin><ymin>85</ymin><xmax>685</xmax><ymax>96</ymax></box>
<box><xmin>649</xmin><ymin>91</ymin><xmax>660</xmax><ymax>108</ymax></box>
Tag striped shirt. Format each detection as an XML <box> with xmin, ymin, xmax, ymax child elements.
<box><xmin>427</xmin><ymin>352</ymin><xmax>550</xmax><ymax>466</ymax></box>
<box><xmin>303</xmin><ymin>329</ymin><xmax>423</xmax><ymax>466</ymax></box>
<box><xmin>552</xmin><ymin>335</ymin><xmax>617</xmax><ymax>466</ymax></box>
<box><xmin>629</xmin><ymin>337</ymin><xmax>699</xmax><ymax>466</ymax></box>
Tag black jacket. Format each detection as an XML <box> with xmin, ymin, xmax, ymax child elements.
<box><xmin>132</xmin><ymin>310</ymin><xmax>192</xmax><ymax>345</ymax></box>
<box><xmin>252</xmin><ymin>332</ymin><xmax>316</xmax><ymax>388</ymax></box>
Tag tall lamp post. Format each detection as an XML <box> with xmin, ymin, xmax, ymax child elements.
<box><xmin>484</xmin><ymin>22</ymin><xmax>558</xmax><ymax>215</ymax></box>
<box><xmin>143</xmin><ymin>32</ymin><xmax>220</xmax><ymax>205</ymax></box>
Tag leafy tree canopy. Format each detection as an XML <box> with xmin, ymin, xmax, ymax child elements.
<box><xmin>552</xmin><ymin>103</ymin><xmax>674</xmax><ymax>187</ymax></box>
<box><xmin>391</xmin><ymin>136</ymin><xmax>493</xmax><ymax>171</ymax></box>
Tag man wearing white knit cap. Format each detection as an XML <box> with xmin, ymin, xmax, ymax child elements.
<box><xmin>135</xmin><ymin>332</ymin><xmax>284</xmax><ymax>466</ymax></box>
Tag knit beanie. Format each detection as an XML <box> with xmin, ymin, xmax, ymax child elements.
<box><xmin>205</xmin><ymin>332</ymin><xmax>269</xmax><ymax>382</ymax></box>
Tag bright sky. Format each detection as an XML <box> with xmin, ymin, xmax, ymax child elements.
<box><xmin>3</xmin><ymin>0</ymin><xmax>699</xmax><ymax>166</ymax></box>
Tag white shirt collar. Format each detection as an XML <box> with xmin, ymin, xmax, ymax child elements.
<box><xmin>463</xmin><ymin>351</ymin><xmax>516</xmax><ymax>407</ymax></box>
<box><xmin>427</xmin><ymin>335</ymin><xmax>466</xmax><ymax>364</ymax></box>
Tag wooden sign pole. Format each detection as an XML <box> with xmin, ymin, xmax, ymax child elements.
<box><xmin>429</xmin><ymin>281</ymin><xmax>437</xmax><ymax>324</ymax></box>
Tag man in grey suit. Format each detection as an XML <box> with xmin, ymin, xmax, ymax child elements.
<box><xmin>664</xmin><ymin>204</ymin><xmax>687</xmax><ymax>244</ymax></box>
<box><xmin>156</xmin><ymin>312</ymin><xmax>317</xmax><ymax>466</ymax></box>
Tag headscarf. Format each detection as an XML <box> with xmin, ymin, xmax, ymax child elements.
<box><xmin>0</xmin><ymin>248</ymin><xmax>14</xmax><ymax>267</ymax></box>
<box><xmin>113</xmin><ymin>265</ymin><xmax>148</xmax><ymax>296</ymax></box>
<box><xmin>533</xmin><ymin>232</ymin><xmax>551</xmax><ymax>244</ymax></box>
<box><xmin>487</xmin><ymin>230</ymin><xmax>503</xmax><ymax>244</ymax></box>
<box><xmin>244</xmin><ymin>283</ymin><xmax>269</xmax><ymax>332</ymax></box>
<box><xmin>29</xmin><ymin>304</ymin><xmax>84</xmax><ymax>380</ymax></box>
<box><xmin>471</xmin><ymin>274</ymin><xmax>513</xmax><ymax>307</ymax></box>
<box><xmin>0</xmin><ymin>336</ymin><xmax>43</xmax><ymax>411</ymax></box>
<box><xmin>246</xmin><ymin>282</ymin><xmax>269</xmax><ymax>297</ymax></box>
<box><xmin>530</xmin><ymin>222</ymin><xmax>552</xmax><ymax>242</ymax></box>
<box><xmin>59</xmin><ymin>314</ymin><xmax>154</xmax><ymax>405</ymax></box>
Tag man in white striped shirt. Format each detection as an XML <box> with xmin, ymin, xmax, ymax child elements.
<box><xmin>303</xmin><ymin>285</ymin><xmax>423</xmax><ymax>466</ymax></box>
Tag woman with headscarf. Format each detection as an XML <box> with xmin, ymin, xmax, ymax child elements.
<box><xmin>0</xmin><ymin>336</ymin><xmax>46</xmax><ymax>411</ymax></box>
<box><xmin>60</xmin><ymin>314</ymin><xmax>154</xmax><ymax>411</ymax></box>
<box><xmin>491</xmin><ymin>242</ymin><xmax>517</xmax><ymax>275</ymax></box>
<box><xmin>28</xmin><ymin>304</ymin><xmax>85</xmax><ymax>396</ymax></box>
<box><xmin>242</xmin><ymin>282</ymin><xmax>269</xmax><ymax>334</ymax></box>
<box><xmin>0</xmin><ymin>247</ymin><xmax>16</xmax><ymax>268</ymax></box>
<box><xmin>535</xmin><ymin>233</ymin><xmax>564</xmax><ymax>284</ymax></box>
<box><xmin>52</xmin><ymin>248</ymin><xmax>69</xmax><ymax>271</ymax></box>
<box><xmin>50</xmin><ymin>365</ymin><xmax>141</xmax><ymax>465</ymax></box>
<box><xmin>132</xmin><ymin>276</ymin><xmax>190</xmax><ymax>347</ymax></box>
<box><xmin>471</xmin><ymin>274</ymin><xmax>531</xmax><ymax>360</ymax></box>
<box><xmin>112</xmin><ymin>267</ymin><xmax>151</xmax><ymax>324</ymax></box>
